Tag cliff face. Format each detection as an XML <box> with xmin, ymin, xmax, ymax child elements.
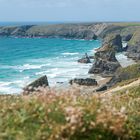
<box><xmin>0</xmin><ymin>23</ymin><xmax>109</xmax><ymax>39</ymax></box>
<box><xmin>88</xmin><ymin>49</ymin><xmax>121</xmax><ymax>77</ymax></box>
<box><xmin>101</xmin><ymin>34</ymin><xmax>123</xmax><ymax>52</ymax></box>
<box><xmin>0</xmin><ymin>25</ymin><xmax>34</xmax><ymax>37</ymax></box>
<box><xmin>126</xmin><ymin>30</ymin><xmax>140</xmax><ymax>60</ymax></box>
<box><xmin>88</xmin><ymin>34</ymin><xmax>122</xmax><ymax>76</ymax></box>
<box><xmin>0</xmin><ymin>23</ymin><xmax>139</xmax><ymax>41</ymax></box>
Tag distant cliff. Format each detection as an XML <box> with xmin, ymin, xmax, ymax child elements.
<box><xmin>0</xmin><ymin>22</ymin><xmax>140</xmax><ymax>40</ymax></box>
<box><xmin>0</xmin><ymin>23</ymin><xmax>107</xmax><ymax>39</ymax></box>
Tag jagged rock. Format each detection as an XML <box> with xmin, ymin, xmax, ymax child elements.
<box><xmin>94</xmin><ymin>47</ymin><xmax>117</xmax><ymax>61</ymax></box>
<box><xmin>89</xmin><ymin>34</ymin><xmax>122</xmax><ymax>76</ymax></box>
<box><xmin>123</xmin><ymin>34</ymin><xmax>133</xmax><ymax>41</ymax></box>
<box><xmin>89</xmin><ymin>48</ymin><xmax>120</xmax><ymax>75</ymax></box>
<box><xmin>70</xmin><ymin>78</ymin><xmax>98</xmax><ymax>86</ymax></box>
<box><xmin>102</xmin><ymin>34</ymin><xmax>123</xmax><ymax>52</ymax></box>
<box><xmin>96</xmin><ymin>85</ymin><xmax>107</xmax><ymax>92</ymax></box>
<box><xmin>78</xmin><ymin>53</ymin><xmax>91</xmax><ymax>63</ymax></box>
<box><xmin>89</xmin><ymin>60</ymin><xmax>120</xmax><ymax>76</ymax></box>
<box><xmin>23</xmin><ymin>75</ymin><xmax>49</xmax><ymax>94</ymax></box>
<box><xmin>78</xmin><ymin>58</ymin><xmax>91</xmax><ymax>63</ymax></box>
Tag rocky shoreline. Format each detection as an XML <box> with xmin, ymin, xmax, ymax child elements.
<box><xmin>1</xmin><ymin>22</ymin><xmax>140</xmax><ymax>93</ymax></box>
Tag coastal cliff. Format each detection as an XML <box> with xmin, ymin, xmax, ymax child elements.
<box><xmin>1</xmin><ymin>22</ymin><xmax>140</xmax><ymax>89</ymax></box>
<box><xmin>88</xmin><ymin>34</ymin><xmax>122</xmax><ymax>77</ymax></box>
<box><xmin>126</xmin><ymin>30</ymin><xmax>140</xmax><ymax>60</ymax></box>
<box><xmin>0</xmin><ymin>23</ymin><xmax>108</xmax><ymax>39</ymax></box>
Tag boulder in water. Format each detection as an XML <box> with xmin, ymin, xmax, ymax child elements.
<box><xmin>78</xmin><ymin>58</ymin><xmax>91</xmax><ymax>63</ymax></box>
<box><xmin>78</xmin><ymin>53</ymin><xmax>91</xmax><ymax>64</ymax></box>
<box><xmin>23</xmin><ymin>75</ymin><xmax>49</xmax><ymax>94</ymax></box>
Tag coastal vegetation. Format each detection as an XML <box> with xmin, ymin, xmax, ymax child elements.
<box><xmin>110</xmin><ymin>63</ymin><xmax>140</xmax><ymax>87</ymax></box>
<box><xmin>0</xmin><ymin>82</ymin><xmax>140</xmax><ymax>140</ymax></box>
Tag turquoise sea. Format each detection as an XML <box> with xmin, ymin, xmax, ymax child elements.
<box><xmin>0</xmin><ymin>37</ymin><xmax>101</xmax><ymax>94</ymax></box>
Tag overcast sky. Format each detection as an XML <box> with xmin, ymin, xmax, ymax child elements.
<box><xmin>0</xmin><ymin>0</ymin><xmax>139</xmax><ymax>22</ymax></box>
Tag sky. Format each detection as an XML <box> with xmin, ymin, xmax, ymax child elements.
<box><xmin>0</xmin><ymin>0</ymin><xmax>139</xmax><ymax>22</ymax></box>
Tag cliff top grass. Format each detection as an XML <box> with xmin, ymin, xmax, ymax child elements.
<box><xmin>113</xmin><ymin>63</ymin><xmax>140</xmax><ymax>87</ymax></box>
<box><xmin>0</xmin><ymin>83</ymin><xmax>140</xmax><ymax>140</ymax></box>
<box><xmin>118</xmin><ymin>63</ymin><xmax>140</xmax><ymax>79</ymax></box>
<box><xmin>112</xmin><ymin>22</ymin><xmax>140</xmax><ymax>27</ymax></box>
<box><xmin>128</xmin><ymin>30</ymin><xmax>140</xmax><ymax>46</ymax></box>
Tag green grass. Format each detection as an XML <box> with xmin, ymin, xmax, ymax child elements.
<box><xmin>116</xmin><ymin>78</ymin><xmax>138</xmax><ymax>87</ymax></box>
<box><xmin>113</xmin><ymin>63</ymin><xmax>140</xmax><ymax>88</ymax></box>
<box><xmin>116</xmin><ymin>63</ymin><xmax>140</xmax><ymax>83</ymax></box>
<box><xmin>113</xmin><ymin>22</ymin><xmax>140</xmax><ymax>27</ymax></box>
<box><xmin>128</xmin><ymin>30</ymin><xmax>140</xmax><ymax>46</ymax></box>
<box><xmin>0</xmin><ymin>85</ymin><xmax>140</xmax><ymax>140</ymax></box>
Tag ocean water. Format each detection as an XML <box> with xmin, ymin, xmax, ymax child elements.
<box><xmin>0</xmin><ymin>37</ymin><xmax>101</xmax><ymax>94</ymax></box>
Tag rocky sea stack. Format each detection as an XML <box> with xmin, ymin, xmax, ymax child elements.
<box><xmin>23</xmin><ymin>75</ymin><xmax>49</xmax><ymax>95</ymax></box>
<box><xmin>89</xmin><ymin>34</ymin><xmax>122</xmax><ymax>76</ymax></box>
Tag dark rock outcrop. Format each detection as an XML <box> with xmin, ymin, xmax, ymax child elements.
<box><xmin>88</xmin><ymin>34</ymin><xmax>122</xmax><ymax>76</ymax></box>
<box><xmin>89</xmin><ymin>60</ymin><xmax>120</xmax><ymax>77</ymax></box>
<box><xmin>89</xmin><ymin>43</ymin><xmax>121</xmax><ymax>76</ymax></box>
<box><xmin>123</xmin><ymin>34</ymin><xmax>133</xmax><ymax>42</ymax></box>
<box><xmin>23</xmin><ymin>75</ymin><xmax>49</xmax><ymax>94</ymax></box>
<box><xmin>96</xmin><ymin>85</ymin><xmax>107</xmax><ymax>92</ymax></box>
<box><xmin>78</xmin><ymin>58</ymin><xmax>91</xmax><ymax>63</ymax></box>
<box><xmin>70</xmin><ymin>78</ymin><xmax>98</xmax><ymax>86</ymax></box>
<box><xmin>102</xmin><ymin>34</ymin><xmax>123</xmax><ymax>52</ymax></box>
<box><xmin>78</xmin><ymin>53</ymin><xmax>91</xmax><ymax>63</ymax></box>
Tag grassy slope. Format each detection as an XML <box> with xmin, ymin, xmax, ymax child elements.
<box><xmin>0</xmin><ymin>83</ymin><xmax>140</xmax><ymax>140</ymax></box>
<box><xmin>115</xmin><ymin>63</ymin><xmax>140</xmax><ymax>87</ymax></box>
<box><xmin>112</xmin><ymin>22</ymin><xmax>140</xmax><ymax>26</ymax></box>
<box><xmin>128</xmin><ymin>29</ymin><xmax>140</xmax><ymax>46</ymax></box>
